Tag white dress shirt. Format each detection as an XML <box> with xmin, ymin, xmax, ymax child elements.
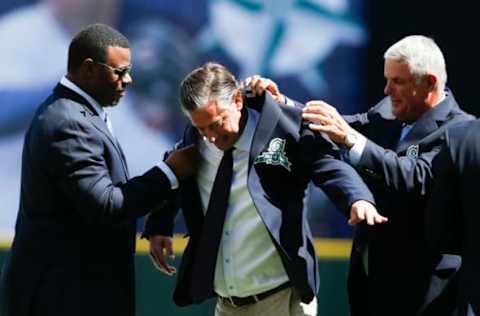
<box><xmin>196</xmin><ymin>108</ymin><xmax>289</xmax><ymax>298</ymax></box>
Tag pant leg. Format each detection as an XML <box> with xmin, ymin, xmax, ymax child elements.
<box><xmin>215</xmin><ymin>288</ymin><xmax>317</xmax><ymax>316</ymax></box>
<box><xmin>347</xmin><ymin>258</ymin><xmax>369</xmax><ymax>316</ymax></box>
<box><xmin>288</xmin><ymin>290</ymin><xmax>317</xmax><ymax>316</ymax></box>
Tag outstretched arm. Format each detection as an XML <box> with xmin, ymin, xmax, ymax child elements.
<box><xmin>302</xmin><ymin>100</ymin><xmax>453</xmax><ymax>196</ymax></box>
<box><xmin>49</xmin><ymin>118</ymin><xmax>194</xmax><ymax>223</ymax></box>
<box><xmin>308</xmin><ymin>134</ymin><xmax>387</xmax><ymax>226</ymax></box>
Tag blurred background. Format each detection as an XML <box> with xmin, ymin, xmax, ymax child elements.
<box><xmin>0</xmin><ymin>0</ymin><xmax>474</xmax><ymax>315</ymax></box>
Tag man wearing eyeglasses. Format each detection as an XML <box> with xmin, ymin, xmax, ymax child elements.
<box><xmin>0</xmin><ymin>23</ymin><xmax>197</xmax><ymax>316</ymax></box>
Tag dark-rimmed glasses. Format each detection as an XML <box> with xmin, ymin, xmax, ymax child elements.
<box><xmin>95</xmin><ymin>61</ymin><xmax>132</xmax><ymax>78</ymax></box>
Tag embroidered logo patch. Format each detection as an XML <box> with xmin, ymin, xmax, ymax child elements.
<box><xmin>254</xmin><ymin>138</ymin><xmax>292</xmax><ymax>172</ymax></box>
<box><xmin>406</xmin><ymin>144</ymin><xmax>419</xmax><ymax>159</ymax></box>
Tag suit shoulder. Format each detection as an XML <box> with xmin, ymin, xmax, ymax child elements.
<box><xmin>278</xmin><ymin>102</ymin><xmax>305</xmax><ymax>136</ymax></box>
<box><xmin>441</xmin><ymin>120</ymin><xmax>480</xmax><ymax>160</ymax></box>
<box><xmin>448</xmin><ymin>119</ymin><xmax>480</xmax><ymax>137</ymax></box>
<box><xmin>31</xmin><ymin>96</ymin><xmax>92</xmax><ymax>137</ymax></box>
<box><xmin>367</xmin><ymin>97</ymin><xmax>396</xmax><ymax>120</ymax></box>
<box><xmin>280</xmin><ymin>101</ymin><xmax>303</xmax><ymax>118</ymax></box>
<box><xmin>179</xmin><ymin>122</ymin><xmax>200</xmax><ymax>146</ymax></box>
<box><xmin>346</xmin><ymin>97</ymin><xmax>395</xmax><ymax>125</ymax></box>
<box><xmin>448</xmin><ymin>107</ymin><xmax>475</xmax><ymax>122</ymax></box>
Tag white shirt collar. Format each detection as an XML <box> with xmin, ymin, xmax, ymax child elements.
<box><xmin>60</xmin><ymin>76</ymin><xmax>106</xmax><ymax>120</ymax></box>
<box><xmin>234</xmin><ymin>108</ymin><xmax>258</xmax><ymax>152</ymax></box>
<box><xmin>435</xmin><ymin>91</ymin><xmax>446</xmax><ymax>106</ymax></box>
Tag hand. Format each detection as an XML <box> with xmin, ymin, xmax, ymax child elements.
<box><xmin>243</xmin><ymin>75</ymin><xmax>286</xmax><ymax>104</ymax></box>
<box><xmin>165</xmin><ymin>145</ymin><xmax>199</xmax><ymax>180</ymax></box>
<box><xmin>349</xmin><ymin>200</ymin><xmax>388</xmax><ymax>226</ymax></box>
<box><xmin>302</xmin><ymin>100</ymin><xmax>354</xmax><ymax>144</ymax></box>
<box><xmin>149</xmin><ymin>235</ymin><xmax>177</xmax><ymax>275</ymax></box>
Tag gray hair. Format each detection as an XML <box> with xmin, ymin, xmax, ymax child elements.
<box><xmin>384</xmin><ymin>35</ymin><xmax>447</xmax><ymax>92</ymax></box>
<box><xmin>180</xmin><ymin>62</ymin><xmax>240</xmax><ymax>112</ymax></box>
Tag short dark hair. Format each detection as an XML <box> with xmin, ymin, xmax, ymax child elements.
<box><xmin>67</xmin><ymin>23</ymin><xmax>129</xmax><ymax>72</ymax></box>
<box><xmin>180</xmin><ymin>62</ymin><xmax>239</xmax><ymax>112</ymax></box>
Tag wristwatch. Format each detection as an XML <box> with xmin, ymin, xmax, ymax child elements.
<box><xmin>343</xmin><ymin>131</ymin><xmax>358</xmax><ymax>149</ymax></box>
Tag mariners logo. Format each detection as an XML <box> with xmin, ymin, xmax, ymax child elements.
<box><xmin>254</xmin><ymin>138</ymin><xmax>292</xmax><ymax>171</ymax></box>
<box><xmin>201</xmin><ymin>0</ymin><xmax>366</xmax><ymax>94</ymax></box>
<box><xmin>406</xmin><ymin>144</ymin><xmax>419</xmax><ymax>159</ymax></box>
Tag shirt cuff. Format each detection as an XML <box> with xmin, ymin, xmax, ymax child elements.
<box><xmin>348</xmin><ymin>133</ymin><xmax>367</xmax><ymax>166</ymax></box>
<box><xmin>157</xmin><ymin>161</ymin><xmax>179</xmax><ymax>190</ymax></box>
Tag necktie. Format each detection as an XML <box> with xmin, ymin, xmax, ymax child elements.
<box><xmin>399</xmin><ymin>123</ymin><xmax>412</xmax><ymax>142</ymax></box>
<box><xmin>190</xmin><ymin>148</ymin><xmax>234</xmax><ymax>302</ymax></box>
<box><xmin>394</xmin><ymin>123</ymin><xmax>412</xmax><ymax>151</ymax></box>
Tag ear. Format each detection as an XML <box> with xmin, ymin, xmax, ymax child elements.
<box><xmin>425</xmin><ymin>74</ymin><xmax>438</xmax><ymax>91</ymax></box>
<box><xmin>233</xmin><ymin>90</ymin><xmax>243</xmax><ymax>111</ymax></box>
<box><xmin>82</xmin><ymin>58</ymin><xmax>96</xmax><ymax>76</ymax></box>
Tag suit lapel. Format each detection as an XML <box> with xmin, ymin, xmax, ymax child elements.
<box><xmin>396</xmin><ymin>119</ymin><xmax>438</xmax><ymax>153</ymax></box>
<box><xmin>180</xmin><ymin>126</ymin><xmax>205</xmax><ymax>232</ymax></box>
<box><xmin>396</xmin><ymin>92</ymin><xmax>455</xmax><ymax>153</ymax></box>
<box><xmin>53</xmin><ymin>84</ymin><xmax>130</xmax><ymax>177</ymax></box>
<box><xmin>249</xmin><ymin>93</ymin><xmax>282</xmax><ymax>166</ymax></box>
<box><xmin>364</xmin><ymin>97</ymin><xmax>403</xmax><ymax>150</ymax></box>
<box><xmin>115</xmin><ymin>138</ymin><xmax>130</xmax><ymax>178</ymax></box>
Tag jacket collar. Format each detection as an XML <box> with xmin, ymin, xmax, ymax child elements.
<box><xmin>60</xmin><ymin>76</ymin><xmax>106</xmax><ymax>119</ymax></box>
<box><xmin>249</xmin><ymin>93</ymin><xmax>282</xmax><ymax>165</ymax></box>
<box><xmin>184</xmin><ymin>92</ymin><xmax>283</xmax><ymax>160</ymax></box>
<box><xmin>397</xmin><ymin>89</ymin><xmax>459</xmax><ymax>152</ymax></box>
<box><xmin>53</xmin><ymin>83</ymin><xmax>113</xmax><ymax>141</ymax></box>
<box><xmin>183</xmin><ymin>92</ymin><xmax>291</xmax><ymax>172</ymax></box>
<box><xmin>53</xmin><ymin>82</ymin><xmax>129</xmax><ymax>176</ymax></box>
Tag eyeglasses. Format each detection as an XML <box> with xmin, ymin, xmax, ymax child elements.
<box><xmin>94</xmin><ymin>61</ymin><xmax>132</xmax><ymax>78</ymax></box>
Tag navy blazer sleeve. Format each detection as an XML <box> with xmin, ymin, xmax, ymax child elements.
<box><xmin>284</xmin><ymin>98</ymin><xmax>375</xmax><ymax>213</ymax></box>
<box><xmin>312</xmin><ymin>156</ymin><xmax>376</xmax><ymax>216</ymax></box>
<box><xmin>143</xmin><ymin>199</ymin><xmax>178</xmax><ymax>238</ymax></box>
<box><xmin>48</xmin><ymin>115</ymin><xmax>173</xmax><ymax>224</ymax></box>
<box><xmin>357</xmin><ymin>139</ymin><xmax>440</xmax><ymax>195</ymax></box>
<box><xmin>345</xmin><ymin>100</ymin><xmax>473</xmax><ymax>196</ymax></box>
<box><xmin>305</xmin><ymin>129</ymin><xmax>375</xmax><ymax>216</ymax></box>
<box><xmin>345</xmin><ymin>110</ymin><xmax>440</xmax><ymax>196</ymax></box>
<box><xmin>142</xmin><ymin>137</ymin><xmax>192</xmax><ymax>238</ymax></box>
<box><xmin>426</xmin><ymin>130</ymin><xmax>462</xmax><ymax>255</ymax></box>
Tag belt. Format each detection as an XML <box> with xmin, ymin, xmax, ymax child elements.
<box><xmin>219</xmin><ymin>282</ymin><xmax>291</xmax><ymax>307</ymax></box>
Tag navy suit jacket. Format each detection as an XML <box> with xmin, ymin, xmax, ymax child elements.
<box><xmin>344</xmin><ymin>91</ymin><xmax>474</xmax><ymax>316</ymax></box>
<box><xmin>144</xmin><ymin>93</ymin><xmax>375</xmax><ymax>306</ymax></box>
<box><xmin>0</xmin><ymin>84</ymin><xmax>174</xmax><ymax>316</ymax></box>
<box><xmin>427</xmin><ymin>120</ymin><xmax>480</xmax><ymax>316</ymax></box>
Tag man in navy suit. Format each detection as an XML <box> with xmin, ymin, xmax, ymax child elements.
<box><xmin>426</xmin><ymin>120</ymin><xmax>480</xmax><ymax>316</ymax></box>
<box><xmin>297</xmin><ymin>35</ymin><xmax>474</xmax><ymax>315</ymax></box>
<box><xmin>144</xmin><ymin>62</ymin><xmax>387</xmax><ymax>315</ymax></box>
<box><xmin>0</xmin><ymin>24</ymin><xmax>196</xmax><ymax>316</ymax></box>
